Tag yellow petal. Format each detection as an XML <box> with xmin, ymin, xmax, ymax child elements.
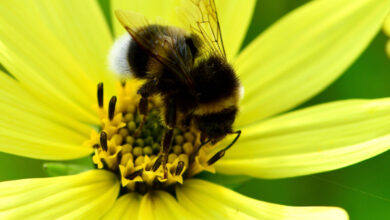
<box><xmin>139</xmin><ymin>190</ymin><xmax>196</xmax><ymax>220</ymax></box>
<box><xmin>215</xmin><ymin>0</ymin><xmax>256</xmax><ymax>59</ymax></box>
<box><xmin>384</xmin><ymin>14</ymin><xmax>390</xmax><ymax>36</ymax></box>
<box><xmin>102</xmin><ymin>193</ymin><xmax>142</xmax><ymax>220</ymax></box>
<box><xmin>0</xmin><ymin>0</ymin><xmax>115</xmax><ymax>124</ymax></box>
<box><xmin>111</xmin><ymin>0</ymin><xmax>181</xmax><ymax>37</ymax></box>
<box><xmin>216</xmin><ymin>99</ymin><xmax>390</xmax><ymax>178</ymax></box>
<box><xmin>37</xmin><ymin>0</ymin><xmax>117</xmax><ymax>97</ymax></box>
<box><xmin>0</xmin><ymin>73</ymin><xmax>92</xmax><ymax>160</ymax></box>
<box><xmin>0</xmin><ymin>170</ymin><xmax>119</xmax><ymax>219</ymax></box>
<box><xmin>176</xmin><ymin>179</ymin><xmax>348</xmax><ymax>220</ymax></box>
<box><xmin>236</xmin><ymin>0</ymin><xmax>390</xmax><ymax>126</ymax></box>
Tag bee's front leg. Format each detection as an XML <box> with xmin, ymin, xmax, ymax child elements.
<box><xmin>207</xmin><ymin>130</ymin><xmax>241</xmax><ymax>165</ymax></box>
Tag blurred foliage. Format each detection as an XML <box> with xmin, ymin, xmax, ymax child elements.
<box><xmin>196</xmin><ymin>172</ymin><xmax>252</xmax><ymax>189</ymax></box>
<box><xmin>43</xmin><ymin>162</ymin><xmax>93</xmax><ymax>177</ymax></box>
<box><xmin>0</xmin><ymin>0</ymin><xmax>389</xmax><ymax>219</ymax></box>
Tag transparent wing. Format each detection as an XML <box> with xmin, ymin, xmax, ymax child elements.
<box><xmin>115</xmin><ymin>10</ymin><xmax>195</xmax><ymax>88</ymax></box>
<box><xmin>178</xmin><ymin>0</ymin><xmax>226</xmax><ymax>59</ymax></box>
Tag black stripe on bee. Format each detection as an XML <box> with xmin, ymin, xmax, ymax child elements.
<box><xmin>192</xmin><ymin>56</ymin><xmax>239</xmax><ymax>104</ymax></box>
<box><xmin>194</xmin><ymin>106</ymin><xmax>238</xmax><ymax>141</ymax></box>
<box><xmin>127</xmin><ymin>35</ymin><xmax>150</xmax><ymax>78</ymax></box>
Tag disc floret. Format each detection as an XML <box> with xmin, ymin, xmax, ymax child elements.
<box><xmin>85</xmin><ymin>81</ymin><xmax>215</xmax><ymax>194</ymax></box>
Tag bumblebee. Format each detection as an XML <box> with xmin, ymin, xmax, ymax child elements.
<box><xmin>110</xmin><ymin>0</ymin><xmax>242</xmax><ymax>174</ymax></box>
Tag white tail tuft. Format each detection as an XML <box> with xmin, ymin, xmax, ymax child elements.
<box><xmin>239</xmin><ymin>84</ymin><xmax>245</xmax><ymax>100</ymax></box>
<box><xmin>108</xmin><ymin>34</ymin><xmax>133</xmax><ymax>76</ymax></box>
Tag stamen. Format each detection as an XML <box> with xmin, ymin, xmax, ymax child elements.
<box><xmin>100</xmin><ymin>131</ymin><xmax>108</xmax><ymax>152</ymax></box>
<box><xmin>175</xmin><ymin>161</ymin><xmax>185</xmax><ymax>175</ymax></box>
<box><xmin>127</xmin><ymin>169</ymin><xmax>143</xmax><ymax>180</ymax></box>
<box><xmin>97</xmin><ymin>82</ymin><xmax>104</xmax><ymax>108</ymax></box>
<box><xmin>92</xmin><ymin>144</ymin><xmax>99</xmax><ymax>149</ymax></box>
<box><xmin>152</xmin><ymin>155</ymin><xmax>163</xmax><ymax>171</ymax></box>
<box><xmin>108</xmin><ymin>96</ymin><xmax>117</xmax><ymax>120</ymax></box>
<box><xmin>207</xmin><ymin>149</ymin><xmax>225</xmax><ymax>166</ymax></box>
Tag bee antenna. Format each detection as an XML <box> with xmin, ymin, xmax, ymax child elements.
<box><xmin>207</xmin><ymin>130</ymin><xmax>241</xmax><ymax>166</ymax></box>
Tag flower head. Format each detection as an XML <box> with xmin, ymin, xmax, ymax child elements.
<box><xmin>88</xmin><ymin>81</ymin><xmax>216</xmax><ymax>192</ymax></box>
<box><xmin>0</xmin><ymin>0</ymin><xmax>389</xmax><ymax>219</ymax></box>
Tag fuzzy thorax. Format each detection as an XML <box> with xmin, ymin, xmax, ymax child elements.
<box><xmin>84</xmin><ymin>80</ymin><xmax>215</xmax><ymax>194</ymax></box>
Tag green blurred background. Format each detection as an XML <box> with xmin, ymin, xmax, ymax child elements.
<box><xmin>0</xmin><ymin>0</ymin><xmax>389</xmax><ymax>219</ymax></box>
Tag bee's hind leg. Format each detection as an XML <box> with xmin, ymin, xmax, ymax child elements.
<box><xmin>152</xmin><ymin>98</ymin><xmax>176</xmax><ymax>178</ymax></box>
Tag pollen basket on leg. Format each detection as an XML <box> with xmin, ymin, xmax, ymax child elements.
<box><xmin>86</xmin><ymin>81</ymin><xmax>216</xmax><ymax>194</ymax></box>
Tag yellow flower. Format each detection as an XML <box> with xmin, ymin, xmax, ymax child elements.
<box><xmin>0</xmin><ymin>0</ymin><xmax>389</xmax><ymax>219</ymax></box>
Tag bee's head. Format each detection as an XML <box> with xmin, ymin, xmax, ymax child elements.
<box><xmin>194</xmin><ymin>106</ymin><xmax>238</xmax><ymax>144</ymax></box>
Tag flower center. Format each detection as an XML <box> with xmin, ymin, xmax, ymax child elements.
<box><xmin>86</xmin><ymin>81</ymin><xmax>215</xmax><ymax>194</ymax></box>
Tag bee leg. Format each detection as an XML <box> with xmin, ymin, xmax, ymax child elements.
<box><xmin>153</xmin><ymin>98</ymin><xmax>176</xmax><ymax>178</ymax></box>
<box><xmin>207</xmin><ymin>130</ymin><xmax>241</xmax><ymax>166</ymax></box>
<box><xmin>133</xmin><ymin>96</ymin><xmax>148</xmax><ymax>137</ymax></box>
<box><xmin>161</xmin><ymin>128</ymin><xmax>174</xmax><ymax>178</ymax></box>
<box><xmin>134</xmin><ymin>80</ymin><xmax>158</xmax><ymax>137</ymax></box>
<box><xmin>152</xmin><ymin>129</ymin><xmax>173</xmax><ymax>174</ymax></box>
